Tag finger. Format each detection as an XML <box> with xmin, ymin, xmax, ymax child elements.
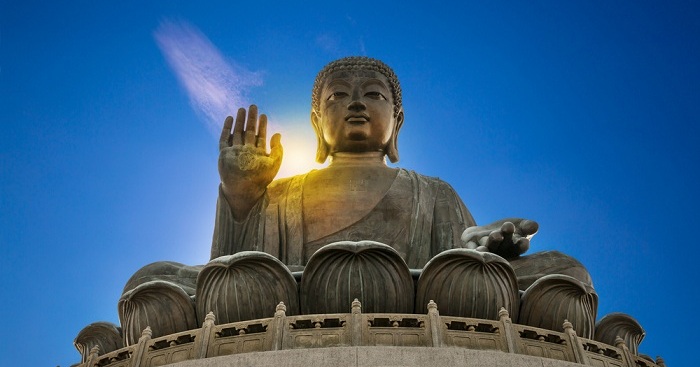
<box><xmin>488</xmin><ymin>230</ymin><xmax>504</xmax><ymax>244</ymax></box>
<box><xmin>475</xmin><ymin>245</ymin><xmax>488</xmax><ymax>252</ymax></box>
<box><xmin>501</xmin><ymin>221</ymin><xmax>515</xmax><ymax>235</ymax></box>
<box><xmin>461</xmin><ymin>227</ymin><xmax>477</xmax><ymax>242</ymax></box>
<box><xmin>487</xmin><ymin>231</ymin><xmax>503</xmax><ymax>251</ymax></box>
<box><xmin>460</xmin><ymin>226</ymin><xmax>485</xmax><ymax>241</ymax></box>
<box><xmin>257</xmin><ymin>114</ymin><xmax>268</xmax><ymax>150</ymax></box>
<box><xmin>245</xmin><ymin>105</ymin><xmax>258</xmax><ymax>145</ymax></box>
<box><xmin>269</xmin><ymin>133</ymin><xmax>283</xmax><ymax>162</ymax></box>
<box><xmin>219</xmin><ymin>116</ymin><xmax>234</xmax><ymax>150</ymax></box>
<box><xmin>519</xmin><ymin>220</ymin><xmax>539</xmax><ymax>236</ymax></box>
<box><xmin>478</xmin><ymin>235</ymin><xmax>490</xmax><ymax>248</ymax></box>
<box><xmin>232</xmin><ymin>108</ymin><xmax>246</xmax><ymax>145</ymax></box>
<box><xmin>461</xmin><ymin>228</ymin><xmax>491</xmax><ymax>243</ymax></box>
<box><xmin>465</xmin><ymin>241</ymin><xmax>478</xmax><ymax>250</ymax></box>
<box><xmin>516</xmin><ymin>237</ymin><xmax>530</xmax><ymax>254</ymax></box>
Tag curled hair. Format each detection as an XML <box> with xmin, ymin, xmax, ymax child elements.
<box><xmin>311</xmin><ymin>56</ymin><xmax>402</xmax><ymax>116</ymax></box>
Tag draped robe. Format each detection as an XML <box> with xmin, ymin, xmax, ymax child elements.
<box><xmin>211</xmin><ymin>169</ymin><xmax>476</xmax><ymax>270</ymax></box>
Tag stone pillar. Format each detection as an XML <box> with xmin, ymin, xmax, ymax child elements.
<box><xmin>271</xmin><ymin>302</ymin><xmax>287</xmax><ymax>351</ymax></box>
<box><xmin>427</xmin><ymin>300</ymin><xmax>444</xmax><ymax>347</ymax></box>
<box><xmin>194</xmin><ymin>312</ymin><xmax>216</xmax><ymax>359</ymax></box>
<box><xmin>563</xmin><ymin>320</ymin><xmax>590</xmax><ymax>365</ymax></box>
<box><xmin>614</xmin><ymin>336</ymin><xmax>636</xmax><ymax>367</ymax></box>
<box><xmin>351</xmin><ymin>299</ymin><xmax>362</xmax><ymax>346</ymax></box>
<box><xmin>85</xmin><ymin>345</ymin><xmax>100</xmax><ymax>367</ymax></box>
<box><xmin>129</xmin><ymin>326</ymin><xmax>152</xmax><ymax>367</ymax></box>
<box><xmin>498</xmin><ymin>307</ymin><xmax>518</xmax><ymax>354</ymax></box>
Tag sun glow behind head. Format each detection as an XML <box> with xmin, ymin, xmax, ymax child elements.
<box><xmin>270</xmin><ymin>116</ymin><xmax>328</xmax><ymax>179</ymax></box>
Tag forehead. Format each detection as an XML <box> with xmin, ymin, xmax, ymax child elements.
<box><xmin>323</xmin><ymin>70</ymin><xmax>390</xmax><ymax>87</ymax></box>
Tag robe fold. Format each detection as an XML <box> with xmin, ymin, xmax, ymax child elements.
<box><xmin>211</xmin><ymin>169</ymin><xmax>476</xmax><ymax>270</ymax></box>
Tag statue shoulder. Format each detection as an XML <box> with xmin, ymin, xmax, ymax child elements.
<box><xmin>266</xmin><ymin>173</ymin><xmax>309</xmax><ymax>200</ymax></box>
<box><xmin>399</xmin><ymin>168</ymin><xmax>454</xmax><ymax>191</ymax></box>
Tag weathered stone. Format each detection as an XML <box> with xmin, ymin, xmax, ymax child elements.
<box><xmin>160</xmin><ymin>346</ymin><xmax>585</xmax><ymax>367</ymax></box>
<box><xmin>595</xmin><ymin>312</ymin><xmax>645</xmax><ymax>355</ymax></box>
<box><xmin>122</xmin><ymin>261</ymin><xmax>202</xmax><ymax>296</ymax></box>
<box><xmin>300</xmin><ymin>241</ymin><xmax>413</xmax><ymax>314</ymax></box>
<box><xmin>415</xmin><ymin>249</ymin><xmax>519</xmax><ymax>320</ymax></box>
<box><xmin>519</xmin><ymin>274</ymin><xmax>598</xmax><ymax>338</ymax></box>
<box><xmin>510</xmin><ymin>251</ymin><xmax>593</xmax><ymax>290</ymax></box>
<box><xmin>118</xmin><ymin>280</ymin><xmax>197</xmax><ymax>345</ymax></box>
<box><xmin>73</xmin><ymin>322</ymin><xmax>122</xmax><ymax>362</ymax></box>
<box><xmin>196</xmin><ymin>251</ymin><xmax>299</xmax><ymax>324</ymax></box>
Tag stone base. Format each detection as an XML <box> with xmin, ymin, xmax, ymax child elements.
<box><xmin>166</xmin><ymin>346</ymin><xmax>583</xmax><ymax>367</ymax></box>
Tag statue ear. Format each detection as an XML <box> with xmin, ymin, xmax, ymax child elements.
<box><xmin>386</xmin><ymin>110</ymin><xmax>404</xmax><ymax>163</ymax></box>
<box><xmin>311</xmin><ymin>110</ymin><xmax>330</xmax><ymax>164</ymax></box>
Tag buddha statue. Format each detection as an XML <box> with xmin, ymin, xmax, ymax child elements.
<box><xmin>116</xmin><ymin>56</ymin><xmax>595</xmax><ymax>347</ymax></box>
<box><xmin>212</xmin><ymin>56</ymin><xmax>589</xmax><ymax>284</ymax></box>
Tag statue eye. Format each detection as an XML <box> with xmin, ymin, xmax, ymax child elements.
<box><xmin>327</xmin><ymin>92</ymin><xmax>348</xmax><ymax>101</ymax></box>
<box><xmin>365</xmin><ymin>91</ymin><xmax>386</xmax><ymax>100</ymax></box>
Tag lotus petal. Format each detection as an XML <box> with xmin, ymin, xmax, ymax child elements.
<box><xmin>300</xmin><ymin>241</ymin><xmax>413</xmax><ymax>314</ymax></box>
<box><xmin>196</xmin><ymin>251</ymin><xmax>299</xmax><ymax>323</ymax></box>
<box><xmin>520</xmin><ymin>274</ymin><xmax>598</xmax><ymax>338</ymax></box>
<box><xmin>74</xmin><ymin>322</ymin><xmax>123</xmax><ymax>362</ymax></box>
<box><xmin>416</xmin><ymin>249</ymin><xmax>519</xmax><ymax>320</ymax></box>
<box><xmin>595</xmin><ymin>312</ymin><xmax>645</xmax><ymax>355</ymax></box>
<box><xmin>118</xmin><ymin>280</ymin><xmax>197</xmax><ymax>346</ymax></box>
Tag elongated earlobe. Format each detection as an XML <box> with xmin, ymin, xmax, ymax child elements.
<box><xmin>311</xmin><ymin>110</ymin><xmax>330</xmax><ymax>164</ymax></box>
<box><xmin>316</xmin><ymin>137</ymin><xmax>330</xmax><ymax>163</ymax></box>
<box><xmin>386</xmin><ymin>110</ymin><xmax>404</xmax><ymax>163</ymax></box>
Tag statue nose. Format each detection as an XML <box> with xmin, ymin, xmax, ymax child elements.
<box><xmin>348</xmin><ymin>99</ymin><xmax>366</xmax><ymax>111</ymax></box>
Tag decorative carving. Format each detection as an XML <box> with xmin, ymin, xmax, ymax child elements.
<box><xmin>415</xmin><ymin>249</ymin><xmax>519</xmax><ymax>321</ymax></box>
<box><xmin>300</xmin><ymin>241</ymin><xmax>414</xmax><ymax>314</ymax></box>
<box><xmin>74</xmin><ymin>322</ymin><xmax>123</xmax><ymax>363</ymax></box>
<box><xmin>519</xmin><ymin>274</ymin><xmax>598</xmax><ymax>339</ymax></box>
<box><xmin>196</xmin><ymin>251</ymin><xmax>299</xmax><ymax>324</ymax></box>
<box><xmin>595</xmin><ymin>312</ymin><xmax>645</xmax><ymax>355</ymax></box>
<box><xmin>118</xmin><ymin>280</ymin><xmax>197</xmax><ymax>346</ymax></box>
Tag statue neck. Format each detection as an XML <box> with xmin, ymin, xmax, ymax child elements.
<box><xmin>329</xmin><ymin>152</ymin><xmax>387</xmax><ymax>167</ymax></box>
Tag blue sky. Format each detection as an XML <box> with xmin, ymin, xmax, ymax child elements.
<box><xmin>1</xmin><ymin>1</ymin><xmax>698</xmax><ymax>365</ymax></box>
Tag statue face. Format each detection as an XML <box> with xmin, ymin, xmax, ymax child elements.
<box><xmin>312</xmin><ymin>70</ymin><xmax>403</xmax><ymax>156</ymax></box>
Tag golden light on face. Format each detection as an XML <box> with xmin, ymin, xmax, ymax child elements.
<box><xmin>312</xmin><ymin>70</ymin><xmax>402</xmax><ymax>158</ymax></box>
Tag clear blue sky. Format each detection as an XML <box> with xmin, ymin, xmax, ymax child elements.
<box><xmin>1</xmin><ymin>1</ymin><xmax>697</xmax><ymax>365</ymax></box>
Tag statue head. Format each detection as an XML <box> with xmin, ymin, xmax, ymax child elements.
<box><xmin>311</xmin><ymin>57</ymin><xmax>404</xmax><ymax>163</ymax></box>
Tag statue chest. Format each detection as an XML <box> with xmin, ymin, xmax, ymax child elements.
<box><xmin>301</xmin><ymin>167</ymin><xmax>399</xmax><ymax>243</ymax></box>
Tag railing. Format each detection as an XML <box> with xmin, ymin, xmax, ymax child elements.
<box><xmin>79</xmin><ymin>300</ymin><xmax>666</xmax><ymax>367</ymax></box>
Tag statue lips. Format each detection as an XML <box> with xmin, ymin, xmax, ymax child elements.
<box><xmin>345</xmin><ymin>113</ymin><xmax>370</xmax><ymax>123</ymax></box>
<box><xmin>344</xmin><ymin>114</ymin><xmax>371</xmax><ymax>141</ymax></box>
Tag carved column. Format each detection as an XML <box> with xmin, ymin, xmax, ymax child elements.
<box><xmin>499</xmin><ymin>307</ymin><xmax>518</xmax><ymax>354</ymax></box>
<box><xmin>614</xmin><ymin>336</ymin><xmax>636</xmax><ymax>367</ymax></box>
<box><xmin>85</xmin><ymin>345</ymin><xmax>100</xmax><ymax>367</ymax></box>
<box><xmin>351</xmin><ymin>299</ymin><xmax>362</xmax><ymax>346</ymax></box>
<box><xmin>426</xmin><ymin>300</ymin><xmax>444</xmax><ymax>347</ymax></box>
<box><xmin>271</xmin><ymin>302</ymin><xmax>287</xmax><ymax>351</ymax></box>
<box><xmin>129</xmin><ymin>326</ymin><xmax>152</xmax><ymax>367</ymax></box>
<box><xmin>194</xmin><ymin>312</ymin><xmax>216</xmax><ymax>359</ymax></box>
<box><xmin>562</xmin><ymin>320</ymin><xmax>590</xmax><ymax>365</ymax></box>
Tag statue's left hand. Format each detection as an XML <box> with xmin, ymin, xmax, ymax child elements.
<box><xmin>461</xmin><ymin>218</ymin><xmax>539</xmax><ymax>259</ymax></box>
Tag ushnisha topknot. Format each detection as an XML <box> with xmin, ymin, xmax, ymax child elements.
<box><xmin>312</xmin><ymin>56</ymin><xmax>402</xmax><ymax>116</ymax></box>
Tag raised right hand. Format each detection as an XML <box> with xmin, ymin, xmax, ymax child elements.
<box><xmin>219</xmin><ymin>105</ymin><xmax>283</xmax><ymax>220</ymax></box>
